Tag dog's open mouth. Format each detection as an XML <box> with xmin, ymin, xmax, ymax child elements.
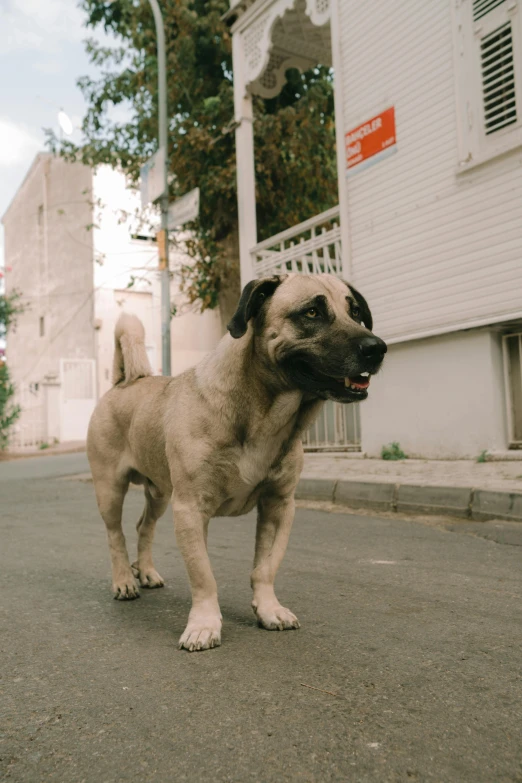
<box><xmin>286</xmin><ymin>357</ymin><xmax>372</xmax><ymax>402</ymax></box>
<box><xmin>336</xmin><ymin>372</ymin><xmax>371</xmax><ymax>391</ymax></box>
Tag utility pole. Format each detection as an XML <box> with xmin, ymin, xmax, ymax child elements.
<box><xmin>147</xmin><ymin>0</ymin><xmax>171</xmax><ymax>376</ymax></box>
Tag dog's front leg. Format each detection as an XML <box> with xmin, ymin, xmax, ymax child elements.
<box><xmin>251</xmin><ymin>494</ymin><xmax>300</xmax><ymax>631</ymax></box>
<box><xmin>173</xmin><ymin>501</ymin><xmax>222</xmax><ymax>651</ymax></box>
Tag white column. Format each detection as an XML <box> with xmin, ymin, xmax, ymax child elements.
<box><xmin>331</xmin><ymin>0</ymin><xmax>352</xmax><ymax>281</ymax></box>
<box><xmin>232</xmin><ymin>30</ymin><xmax>257</xmax><ymax>286</ymax></box>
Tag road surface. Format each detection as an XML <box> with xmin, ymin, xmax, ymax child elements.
<box><xmin>1</xmin><ymin>454</ymin><xmax>521</xmax><ymax>782</ymax></box>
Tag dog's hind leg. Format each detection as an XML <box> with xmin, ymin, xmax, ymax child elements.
<box><xmin>93</xmin><ymin>473</ymin><xmax>139</xmax><ymax>600</ymax></box>
<box><xmin>251</xmin><ymin>494</ymin><xmax>300</xmax><ymax>631</ymax></box>
<box><xmin>131</xmin><ymin>484</ymin><xmax>169</xmax><ymax>588</ymax></box>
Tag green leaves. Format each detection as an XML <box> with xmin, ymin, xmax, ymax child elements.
<box><xmin>0</xmin><ymin>290</ymin><xmax>25</xmax><ymax>339</ymax></box>
<box><xmin>0</xmin><ymin>364</ymin><xmax>20</xmax><ymax>451</ymax></box>
<box><xmin>50</xmin><ymin>1</ymin><xmax>337</xmax><ymax>312</ymax></box>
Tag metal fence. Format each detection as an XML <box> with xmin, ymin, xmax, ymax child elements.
<box><xmin>10</xmin><ymin>382</ymin><xmax>46</xmax><ymax>449</ymax></box>
<box><xmin>303</xmin><ymin>400</ymin><xmax>361</xmax><ymax>451</ymax></box>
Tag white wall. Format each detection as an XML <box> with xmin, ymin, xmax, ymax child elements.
<box><xmin>3</xmin><ymin>154</ymin><xmax>95</xmax><ymax>388</ymax></box>
<box><xmin>92</xmin><ymin>166</ymin><xmax>160</xmax><ymax>397</ymax></box>
<box><xmin>337</xmin><ymin>0</ymin><xmax>522</xmax><ymax>343</ymax></box>
<box><xmin>95</xmin><ymin>288</ymin><xmax>159</xmax><ymax>398</ymax></box>
<box><xmin>361</xmin><ymin>328</ymin><xmax>508</xmax><ymax>458</ymax></box>
<box><xmin>92</xmin><ymin>166</ymin><xmax>158</xmax><ymax>293</ymax></box>
<box><xmin>170</xmin><ymin>305</ymin><xmax>222</xmax><ymax>377</ymax></box>
<box><xmin>92</xmin><ymin>165</ymin><xmax>222</xmax><ymax>392</ymax></box>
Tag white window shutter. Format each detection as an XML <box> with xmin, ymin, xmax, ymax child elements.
<box><xmin>452</xmin><ymin>0</ymin><xmax>522</xmax><ymax>168</ymax></box>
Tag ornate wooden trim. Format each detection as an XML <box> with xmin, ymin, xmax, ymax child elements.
<box><xmin>232</xmin><ymin>0</ymin><xmax>332</xmax><ymax>97</ymax></box>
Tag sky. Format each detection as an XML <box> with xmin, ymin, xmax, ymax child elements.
<box><xmin>0</xmin><ymin>0</ymin><xmax>112</xmax><ymax>270</ymax></box>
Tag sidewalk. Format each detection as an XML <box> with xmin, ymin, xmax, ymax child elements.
<box><xmin>0</xmin><ymin>440</ymin><xmax>86</xmax><ymax>461</ymax></box>
<box><xmin>3</xmin><ymin>440</ymin><xmax>521</xmax><ymax>522</ymax></box>
<box><xmin>300</xmin><ymin>452</ymin><xmax>522</xmax><ymax>522</ymax></box>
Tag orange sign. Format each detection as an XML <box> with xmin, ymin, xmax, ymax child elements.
<box><xmin>156</xmin><ymin>229</ymin><xmax>168</xmax><ymax>270</ymax></box>
<box><xmin>345</xmin><ymin>107</ymin><xmax>396</xmax><ymax>174</ymax></box>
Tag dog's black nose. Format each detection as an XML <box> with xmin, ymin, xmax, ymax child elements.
<box><xmin>358</xmin><ymin>336</ymin><xmax>387</xmax><ymax>361</ymax></box>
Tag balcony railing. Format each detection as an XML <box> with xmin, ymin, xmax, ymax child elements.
<box><xmin>251</xmin><ymin>205</ymin><xmax>343</xmax><ymax>278</ymax></box>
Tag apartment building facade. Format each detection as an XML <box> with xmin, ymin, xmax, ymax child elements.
<box><xmin>2</xmin><ymin>154</ymin><xmax>221</xmax><ymax>448</ymax></box>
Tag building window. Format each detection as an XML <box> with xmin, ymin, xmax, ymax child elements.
<box><xmin>503</xmin><ymin>332</ymin><xmax>522</xmax><ymax>447</ymax></box>
<box><xmin>452</xmin><ymin>0</ymin><xmax>522</xmax><ymax>169</ymax></box>
<box><xmin>39</xmin><ymin>316</ymin><xmax>45</xmax><ymax>337</ymax></box>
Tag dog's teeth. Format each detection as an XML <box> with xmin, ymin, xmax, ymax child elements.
<box><xmin>344</xmin><ymin>378</ymin><xmax>351</xmax><ymax>388</ymax></box>
<box><xmin>360</xmin><ymin>371</ymin><xmax>370</xmax><ymax>377</ymax></box>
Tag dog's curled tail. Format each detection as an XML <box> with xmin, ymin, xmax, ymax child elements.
<box><xmin>112</xmin><ymin>313</ymin><xmax>153</xmax><ymax>387</ymax></box>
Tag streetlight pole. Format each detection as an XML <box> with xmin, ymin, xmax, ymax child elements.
<box><xmin>147</xmin><ymin>0</ymin><xmax>171</xmax><ymax>376</ymax></box>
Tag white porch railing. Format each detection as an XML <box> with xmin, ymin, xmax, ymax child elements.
<box><xmin>251</xmin><ymin>205</ymin><xmax>343</xmax><ymax>278</ymax></box>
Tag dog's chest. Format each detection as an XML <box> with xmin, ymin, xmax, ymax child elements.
<box><xmin>236</xmin><ymin>438</ymin><xmax>279</xmax><ymax>487</ymax></box>
<box><xmin>215</xmin><ymin>434</ymin><xmax>295</xmax><ymax>517</ymax></box>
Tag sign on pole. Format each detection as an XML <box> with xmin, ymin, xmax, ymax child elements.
<box><xmin>140</xmin><ymin>147</ymin><xmax>167</xmax><ymax>208</ymax></box>
<box><xmin>167</xmin><ymin>187</ymin><xmax>200</xmax><ymax>230</ymax></box>
<box><xmin>156</xmin><ymin>229</ymin><xmax>167</xmax><ymax>271</ymax></box>
<box><xmin>345</xmin><ymin>107</ymin><xmax>396</xmax><ymax>176</ymax></box>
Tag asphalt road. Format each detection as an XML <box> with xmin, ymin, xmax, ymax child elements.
<box><xmin>1</xmin><ymin>456</ymin><xmax>521</xmax><ymax>782</ymax></box>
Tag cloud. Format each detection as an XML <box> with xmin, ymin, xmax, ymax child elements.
<box><xmin>0</xmin><ymin>0</ymin><xmax>86</xmax><ymax>55</ymax></box>
<box><xmin>0</xmin><ymin>118</ymin><xmax>43</xmax><ymax>167</ymax></box>
<box><xmin>33</xmin><ymin>60</ymin><xmax>62</xmax><ymax>75</ymax></box>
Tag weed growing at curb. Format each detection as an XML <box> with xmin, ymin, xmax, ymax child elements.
<box><xmin>381</xmin><ymin>442</ymin><xmax>408</xmax><ymax>461</ymax></box>
<box><xmin>476</xmin><ymin>450</ymin><xmax>488</xmax><ymax>463</ymax></box>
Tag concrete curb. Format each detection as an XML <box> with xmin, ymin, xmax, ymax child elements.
<box><xmin>296</xmin><ymin>477</ymin><xmax>522</xmax><ymax>522</ymax></box>
<box><xmin>0</xmin><ymin>443</ymin><xmax>87</xmax><ymax>462</ymax></box>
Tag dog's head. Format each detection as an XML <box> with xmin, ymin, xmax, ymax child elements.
<box><xmin>227</xmin><ymin>273</ymin><xmax>387</xmax><ymax>403</ymax></box>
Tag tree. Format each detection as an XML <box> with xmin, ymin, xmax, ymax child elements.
<box><xmin>0</xmin><ymin>289</ymin><xmax>24</xmax><ymax>338</ymax></box>
<box><xmin>48</xmin><ymin>0</ymin><xmax>338</xmax><ymax>322</ymax></box>
<box><xmin>0</xmin><ymin>291</ymin><xmax>24</xmax><ymax>450</ymax></box>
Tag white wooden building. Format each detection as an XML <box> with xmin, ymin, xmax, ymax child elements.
<box><xmin>227</xmin><ymin>0</ymin><xmax>522</xmax><ymax>457</ymax></box>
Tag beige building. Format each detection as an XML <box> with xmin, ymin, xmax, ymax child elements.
<box><xmin>227</xmin><ymin>0</ymin><xmax>522</xmax><ymax>457</ymax></box>
<box><xmin>2</xmin><ymin>154</ymin><xmax>221</xmax><ymax>448</ymax></box>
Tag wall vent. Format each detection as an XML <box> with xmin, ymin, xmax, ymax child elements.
<box><xmin>481</xmin><ymin>22</ymin><xmax>517</xmax><ymax>134</ymax></box>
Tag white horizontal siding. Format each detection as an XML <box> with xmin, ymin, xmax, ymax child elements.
<box><xmin>338</xmin><ymin>0</ymin><xmax>522</xmax><ymax>340</ymax></box>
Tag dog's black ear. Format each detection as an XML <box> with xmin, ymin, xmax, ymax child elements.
<box><xmin>227</xmin><ymin>276</ymin><xmax>283</xmax><ymax>339</ymax></box>
<box><xmin>346</xmin><ymin>283</ymin><xmax>373</xmax><ymax>332</ymax></box>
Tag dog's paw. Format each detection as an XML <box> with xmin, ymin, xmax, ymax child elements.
<box><xmin>253</xmin><ymin>602</ymin><xmax>300</xmax><ymax>631</ymax></box>
<box><xmin>131</xmin><ymin>562</ymin><xmax>165</xmax><ymax>589</ymax></box>
<box><xmin>112</xmin><ymin>574</ymin><xmax>140</xmax><ymax>601</ymax></box>
<box><xmin>178</xmin><ymin>618</ymin><xmax>222</xmax><ymax>652</ymax></box>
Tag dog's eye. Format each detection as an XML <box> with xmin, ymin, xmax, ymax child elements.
<box><xmin>305</xmin><ymin>308</ymin><xmax>319</xmax><ymax>319</ymax></box>
<box><xmin>351</xmin><ymin>304</ymin><xmax>361</xmax><ymax>320</ymax></box>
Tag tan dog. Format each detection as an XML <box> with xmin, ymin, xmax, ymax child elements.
<box><xmin>87</xmin><ymin>274</ymin><xmax>386</xmax><ymax>651</ymax></box>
